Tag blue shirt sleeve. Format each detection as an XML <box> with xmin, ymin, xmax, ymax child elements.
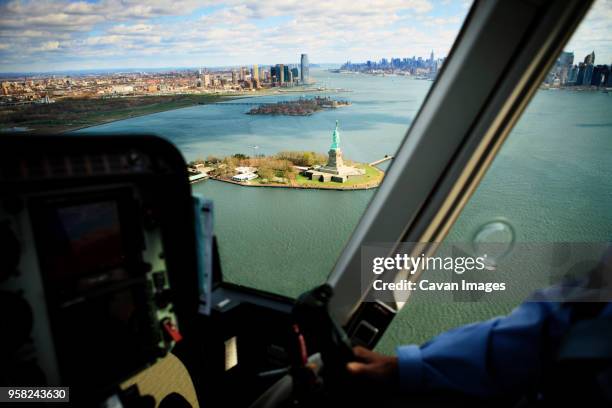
<box><xmin>396</xmin><ymin>301</ymin><xmax>575</xmax><ymax>397</ymax></box>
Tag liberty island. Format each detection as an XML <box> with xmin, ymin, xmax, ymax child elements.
<box><xmin>190</xmin><ymin>121</ymin><xmax>386</xmax><ymax>190</ymax></box>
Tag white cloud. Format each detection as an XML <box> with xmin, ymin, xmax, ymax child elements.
<box><xmin>107</xmin><ymin>23</ymin><xmax>154</xmax><ymax>35</ymax></box>
<box><xmin>83</xmin><ymin>35</ymin><xmax>124</xmax><ymax>46</ymax></box>
<box><xmin>31</xmin><ymin>41</ymin><xmax>61</xmax><ymax>52</ymax></box>
<box><xmin>1</xmin><ymin>0</ymin><xmax>609</xmax><ymax>72</ymax></box>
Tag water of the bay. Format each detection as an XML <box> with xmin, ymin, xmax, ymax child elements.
<box><xmin>77</xmin><ymin>69</ymin><xmax>612</xmax><ymax>353</ymax></box>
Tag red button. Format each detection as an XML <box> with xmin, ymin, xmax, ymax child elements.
<box><xmin>162</xmin><ymin>319</ymin><xmax>183</xmax><ymax>343</ymax></box>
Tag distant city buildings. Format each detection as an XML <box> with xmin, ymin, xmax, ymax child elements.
<box><xmin>339</xmin><ymin>51</ymin><xmax>443</xmax><ymax>79</ymax></box>
<box><xmin>545</xmin><ymin>50</ymin><xmax>611</xmax><ymax>88</ymax></box>
<box><xmin>0</xmin><ymin>53</ymin><xmax>313</xmax><ymax>105</ymax></box>
<box><xmin>2</xmin><ymin>47</ymin><xmax>609</xmax><ymax>108</ymax></box>
<box><xmin>340</xmin><ymin>49</ymin><xmax>610</xmax><ymax>88</ymax></box>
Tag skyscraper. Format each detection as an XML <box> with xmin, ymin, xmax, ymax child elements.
<box><xmin>590</xmin><ymin>65</ymin><xmax>607</xmax><ymax>87</ymax></box>
<box><xmin>558</xmin><ymin>51</ymin><xmax>574</xmax><ymax>67</ymax></box>
<box><xmin>252</xmin><ymin>64</ymin><xmax>259</xmax><ymax>81</ymax></box>
<box><xmin>300</xmin><ymin>54</ymin><xmax>309</xmax><ymax>83</ymax></box>
<box><xmin>554</xmin><ymin>51</ymin><xmax>574</xmax><ymax>85</ymax></box>
<box><xmin>567</xmin><ymin>65</ymin><xmax>578</xmax><ymax>84</ymax></box>
<box><xmin>278</xmin><ymin>64</ymin><xmax>285</xmax><ymax>84</ymax></box>
<box><xmin>584</xmin><ymin>63</ymin><xmax>594</xmax><ymax>85</ymax></box>
<box><xmin>576</xmin><ymin>63</ymin><xmax>586</xmax><ymax>85</ymax></box>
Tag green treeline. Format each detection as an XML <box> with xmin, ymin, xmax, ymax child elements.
<box><xmin>190</xmin><ymin>151</ymin><xmax>328</xmax><ymax>182</ymax></box>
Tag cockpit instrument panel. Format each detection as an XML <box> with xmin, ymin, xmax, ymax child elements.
<box><xmin>0</xmin><ymin>135</ymin><xmax>199</xmax><ymax>401</ymax></box>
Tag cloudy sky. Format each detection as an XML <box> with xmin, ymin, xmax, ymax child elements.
<box><xmin>0</xmin><ymin>0</ymin><xmax>610</xmax><ymax>73</ymax></box>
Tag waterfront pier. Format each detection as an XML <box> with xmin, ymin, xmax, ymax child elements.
<box><xmin>370</xmin><ymin>156</ymin><xmax>394</xmax><ymax>166</ymax></box>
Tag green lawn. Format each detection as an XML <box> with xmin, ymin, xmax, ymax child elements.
<box><xmin>247</xmin><ymin>179</ymin><xmax>288</xmax><ymax>186</ymax></box>
<box><xmin>0</xmin><ymin>94</ymin><xmax>227</xmax><ymax>133</ymax></box>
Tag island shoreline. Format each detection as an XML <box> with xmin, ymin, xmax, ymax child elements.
<box><xmin>2</xmin><ymin>87</ymin><xmax>350</xmax><ymax>134</ymax></box>
<box><xmin>205</xmin><ymin>165</ymin><xmax>385</xmax><ymax>191</ymax></box>
<box><xmin>60</xmin><ymin>98</ymin><xmax>232</xmax><ymax>134</ymax></box>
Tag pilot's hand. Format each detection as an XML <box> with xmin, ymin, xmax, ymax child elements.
<box><xmin>346</xmin><ymin>346</ymin><xmax>399</xmax><ymax>385</ymax></box>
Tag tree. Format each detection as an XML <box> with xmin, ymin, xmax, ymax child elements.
<box><xmin>206</xmin><ymin>155</ymin><xmax>220</xmax><ymax>164</ymax></box>
<box><xmin>276</xmin><ymin>151</ymin><xmax>327</xmax><ymax>166</ymax></box>
<box><xmin>286</xmin><ymin>167</ymin><xmax>297</xmax><ymax>183</ymax></box>
<box><xmin>257</xmin><ymin>166</ymin><xmax>275</xmax><ymax>181</ymax></box>
<box><xmin>303</xmin><ymin>151</ymin><xmax>315</xmax><ymax>166</ymax></box>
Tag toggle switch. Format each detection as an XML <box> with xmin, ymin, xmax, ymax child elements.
<box><xmin>161</xmin><ymin>319</ymin><xmax>182</xmax><ymax>343</ymax></box>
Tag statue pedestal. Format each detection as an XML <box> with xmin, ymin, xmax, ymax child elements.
<box><xmin>319</xmin><ymin>148</ymin><xmax>344</xmax><ymax>174</ymax></box>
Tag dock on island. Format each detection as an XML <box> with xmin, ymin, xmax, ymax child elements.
<box><xmin>369</xmin><ymin>156</ymin><xmax>394</xmax><ymax>166</ymax></box>
<box><xmin>189</xmin><ymin>173</ymin><xmax>209</xmax><ymax>184</ymax></box>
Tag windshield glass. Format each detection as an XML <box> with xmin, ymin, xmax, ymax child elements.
<box><xmin>377</xmin><ymin>0</ymin><xmax>612</xmax><ymax>353</ymax></box>
<box><xmin>0</xmin><ymin>0</ymin><xmax>472</xmax><ymax>297</ymax></box>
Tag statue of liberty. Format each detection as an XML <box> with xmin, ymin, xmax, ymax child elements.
<box><xmin>305</xmin><ymin>119</ymin><xmax>365</xmax><ymax>180</ymax></box>
<box><xmin>322</xmin><ymin>120</ymin><xmax>344</xmax><ymax>172</ymax></box>
<box><xmin>330</xmin><ymin>120</ymin><xmax>340</xmax><ymax>150</ymax></box>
